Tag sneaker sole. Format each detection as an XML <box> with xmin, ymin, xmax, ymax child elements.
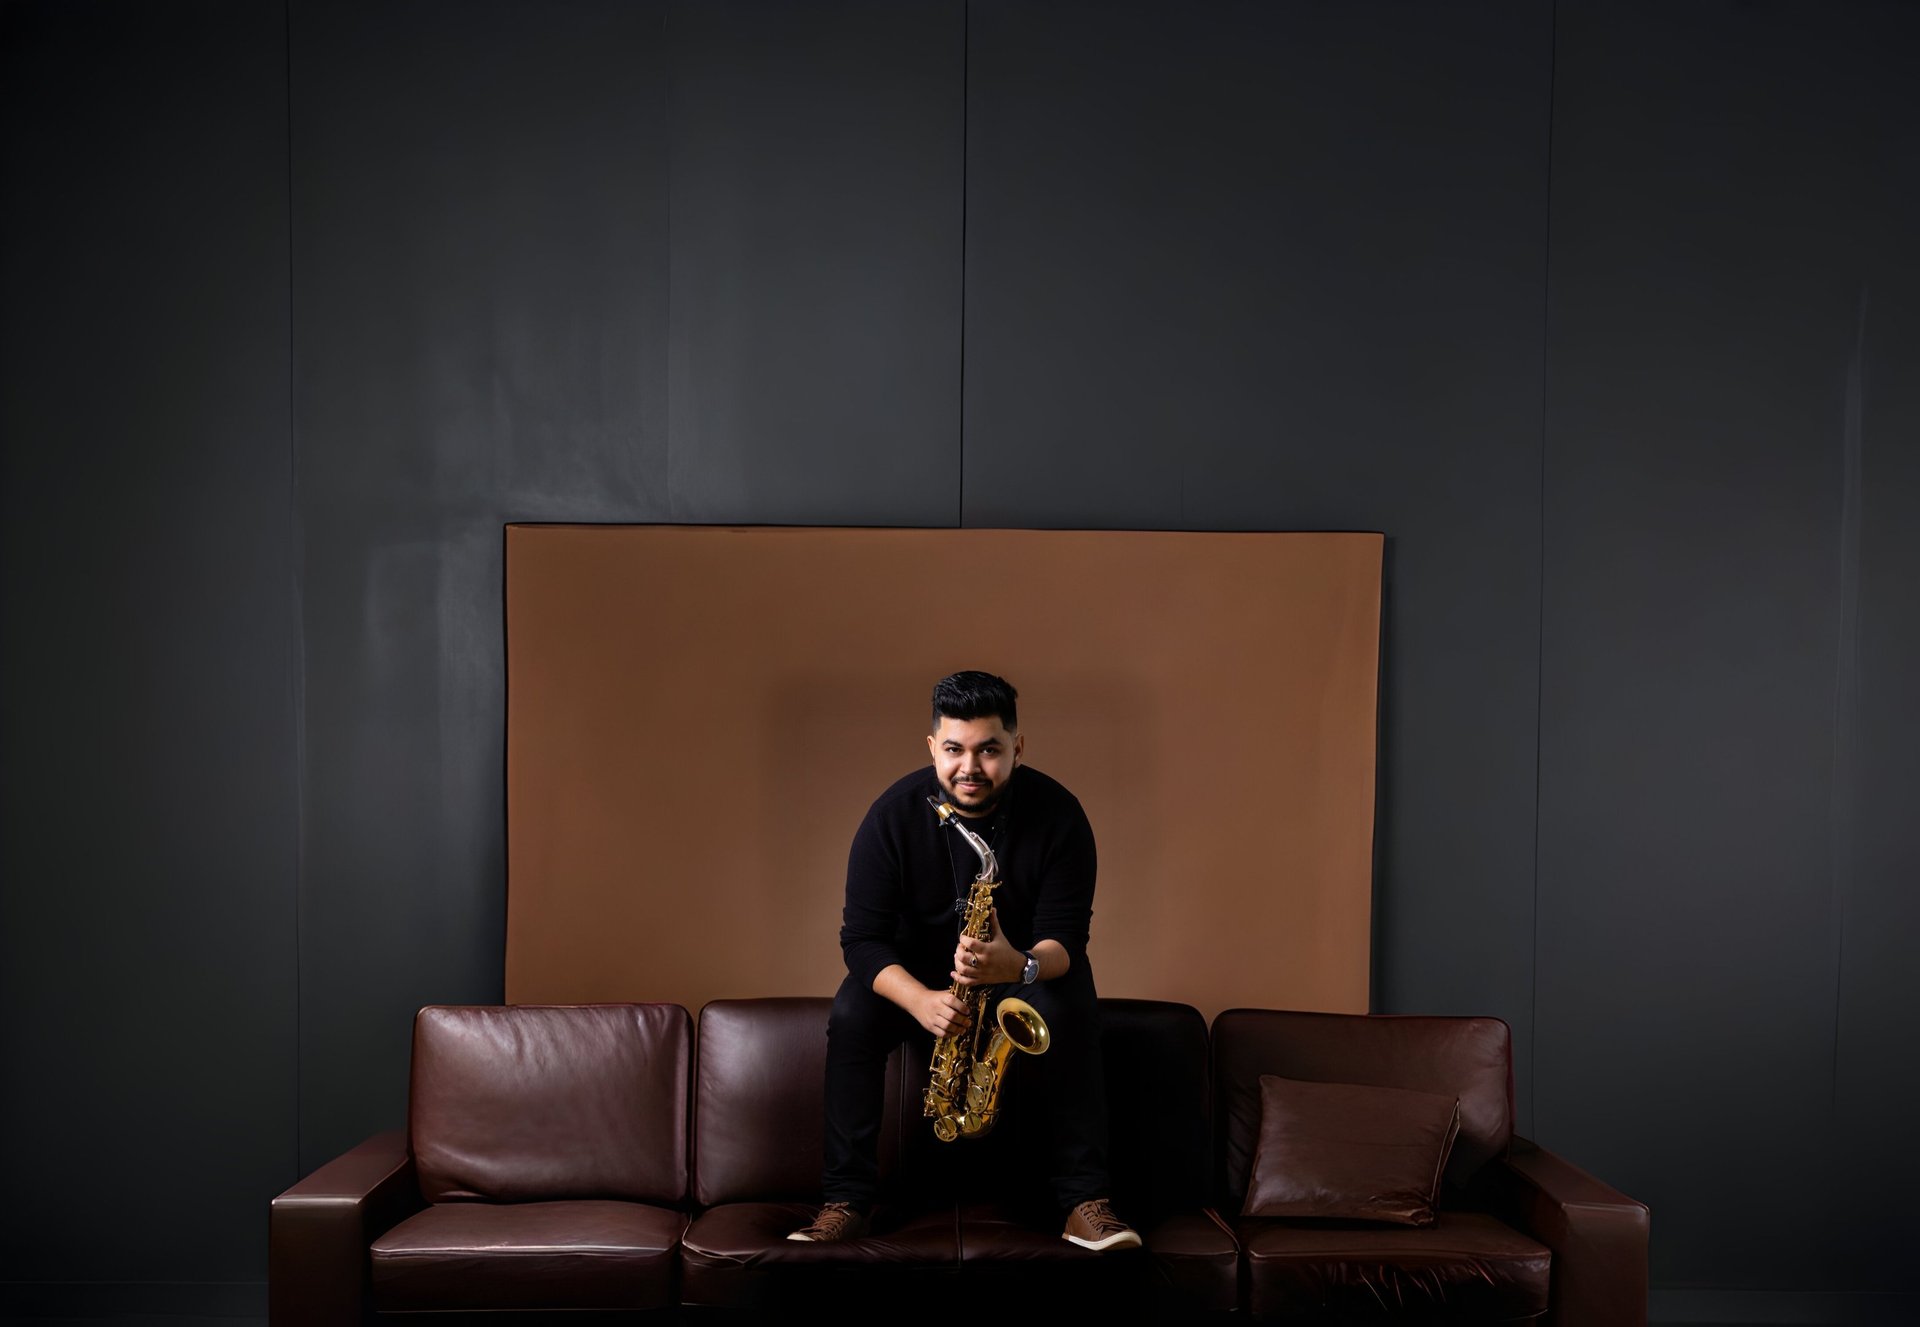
<box><xmin>787</xmin><ymin>1227</ymin><xmax>871</xmax><ymax>1243</ymax></box>
<box><xmin>1063</xmin><ymin>1230</ymin><xmax>1143</xmax><ymax>1252</ymax></box>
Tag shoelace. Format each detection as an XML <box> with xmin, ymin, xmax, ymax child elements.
<box><xmin>807</xmin><ymin>1203</ymin><xmax>858</xmax><ymax>1234</ymax></box>
<box><xmin>1080</xmin><ymin>1203</ymin><xmax>1125</xmax><ymax>1234</ymax></box>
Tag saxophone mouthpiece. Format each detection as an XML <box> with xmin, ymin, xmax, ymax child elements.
<box><xmin>928</xmin><ymin>796</ymin><xmax>955</xmax><ymax>824</ymax></box>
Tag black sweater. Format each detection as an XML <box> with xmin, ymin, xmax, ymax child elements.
<box><xmin>838</xmin><ymin>764</ymin><xmax>1098</xmax><ymax>992</ymax></box>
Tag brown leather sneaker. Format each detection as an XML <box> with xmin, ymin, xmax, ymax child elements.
<box><xmin>1062</xmin><ymin>1198</ymin><xmax>1142</xmax><ymax>1251</ymax></box>
<box><xmin>786</xmin><ymin>1201</ymin><xmax>871</xmax><ymax>1243</ymax></box>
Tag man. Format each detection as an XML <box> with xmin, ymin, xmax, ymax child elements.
<box><xmin>788</xmin><ymin>670</ymin><xmax>1140</xmax><ymax>1252</ymax></box>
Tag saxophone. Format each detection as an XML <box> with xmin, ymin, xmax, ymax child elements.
<box><xmin>924</xmin><ymin>796</ymin><xmax>1051</xmax><ymax>1142</ymax></box>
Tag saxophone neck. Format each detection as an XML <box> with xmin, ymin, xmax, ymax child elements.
<box><xmin>929</xmin><ymin>796</ymin><xmax>999</xmax><ymax>882</ymax></box>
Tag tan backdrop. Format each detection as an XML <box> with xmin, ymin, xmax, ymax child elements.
<box><xmin>505</xmin><ymin>525</ymin><xmax>1382</xmax><ymax>1025</ymax></box>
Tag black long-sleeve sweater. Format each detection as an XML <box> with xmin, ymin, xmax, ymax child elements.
<box><xmin>838</xmin><ymin>764</ymin><xmax>1098</xmax><ymax>992</ymax></box>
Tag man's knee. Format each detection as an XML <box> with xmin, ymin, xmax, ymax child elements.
<box><xmin>1011</xmin><ymin>970</ymin><xmax>1098</xmax><ymax>1032</ymax></box>
<box><xmin>829</xmin><ymin>976</ymin><xmax>914</xmax><ymax>1053</ymax></box>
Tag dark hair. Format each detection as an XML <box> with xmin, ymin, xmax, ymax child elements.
<box><xmin>930</xmin><ymin>671</ymin><xmax>1019</xmax><ymax>733</ymax></box>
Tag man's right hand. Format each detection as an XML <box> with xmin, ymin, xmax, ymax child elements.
<box><xmin>872</xmin><ymin>964</ymin><xmax>972</xmax><ymax>1038</ymax></box>
<box><xmin>912</xmin><ymin>987</ymin><xmax>971</xmax><ymax>1039</ymax></box>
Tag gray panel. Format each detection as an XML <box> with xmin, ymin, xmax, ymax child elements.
<box><xmin>1830</xmin><ymin>9</ymin><xmax>1920</xmax><ymax>1291</ymax></box>
<box><xmin>1841</xmin><ymin>282</ymin><xmax>1920</xmax><ymax>1285</ymax></box>
<box><xmin>1539</xmin><ymin>0</ymin><xmax>1920</xmax><ymax>1292</ymax></box>
<box><xmin>289</xmin><ymin>0</ymin><xmax>671</xmax><ymax>1170</ymax></box>
<box><xmin>666</xmin><ymin>0</ymin><xmax>963</xmax><ymax>524</ymax></box>
<box><xmin>964</xmin><ymin>0</ymin><xmax>1551</xmax><ymax>1127</ymax></box>
<box><xmin>0</xmin><ymin>0</ymin><xmax>296</xmax><ymax>1286</ymax></box>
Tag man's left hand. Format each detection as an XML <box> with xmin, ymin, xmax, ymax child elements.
<box><xmin>953</xmin><ymin>908</ymin><xmax>1021</xmax><ymax>987</ymax></box>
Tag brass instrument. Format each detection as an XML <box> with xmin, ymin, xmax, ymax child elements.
<box><xmin>924</xmin><ymin>796</ymin><xmax>1051</xmax><ymax>1142</ymax></box>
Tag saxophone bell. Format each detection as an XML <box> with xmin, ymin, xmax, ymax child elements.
<box><xmin>994</xmin><ymin>995</ymin><xmax>1051</xmax><ymax>1056</ymax></box>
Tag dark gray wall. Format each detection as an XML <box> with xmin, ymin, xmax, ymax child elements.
<box><xmin>1</xmin><ymin>0</ymin><xmax>1914</xmax><ymax>1319</ymax></box>
<box><xmin>0</xmin><ymin>0</ymin><xmax>297</xmax><ymax>1314</ymax></box>
<box><xmin>1538</xmin><ymin>2</ymin><xmax>1920</xmax><ymax>1312</ymax></box>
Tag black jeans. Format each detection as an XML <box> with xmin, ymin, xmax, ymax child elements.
<box><xmin>822</xmin><ymin>957</ymin><xmax>1111</xmax><ymax>1213</ymax></box>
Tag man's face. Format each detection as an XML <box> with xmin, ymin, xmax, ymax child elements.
<box><xmin>927</xmin><ymin>715</ymin><xmax>1023</xmax><ymax>816</ymax></box>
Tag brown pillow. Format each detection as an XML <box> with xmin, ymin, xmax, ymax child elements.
<box><xmin>1241</xmin><ymin>1074</ymin><xmax>1462</xmax><ymax>1226</ymax></box>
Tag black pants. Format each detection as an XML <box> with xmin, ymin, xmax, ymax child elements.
<box><xmin>822</xmin><ymin>958</ymin><xmax>1111</xmax><ymax>1213</ymax></box>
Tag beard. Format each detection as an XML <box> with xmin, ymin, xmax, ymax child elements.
<box><xmin>943</xmin><ymin>772</ymin><xmax>1006</xmax><ymax>814</ymax></box>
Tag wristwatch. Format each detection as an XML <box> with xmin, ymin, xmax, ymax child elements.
<box><xmin>1020</xmin><ymin>950</ymin><xmax>1040</xmax><ymax>985</ymax></box>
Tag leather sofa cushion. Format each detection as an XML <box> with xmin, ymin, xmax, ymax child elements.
<box><xmin>693</xmin><ymin>998</ymin><xmax>903</xmax><ymax>1205</ymax></box>
<box><xmin>1243</xmin><ymin>1074</ymin><xmax>1461</xmax><ymax>1226</ymax></box>
<box><xmin>409</xmin><ymin>1003</ymin><xmax>690</xmax><ymax>1204</ymax></box>
<box><xmin>1138</xmin><ymin>1209</ymin><xmax>1242</xmax><ymax>1314</ymax></box>
<box><xmin>1214</xmin><ymin>1010</ymin><xmax>1512</xmax><ymax>1206</ymax></box>
<box><xmin>1241</xmin><ymin>1208</ymin><xmax>1550</xmax><ymax>1319</ymax></box>
<box><xmin>953</xmin><ymin>1202</ymin><xmax>1238</xmax><ymax>1313</ymax></box>
<box><xmin>369</xmin><ymin>1199</ymin><xmax>686</xmax><ymax>1311</ymax></box>
<box><xmin>680</xmin><ymin>1202</ymin><xmax>959</xmax><ymax>1308</ymax></box>
<box><xmin>684</xmin><ymin>1201</ymin><xmax>957</xmax><ymax>1267</ymax></box>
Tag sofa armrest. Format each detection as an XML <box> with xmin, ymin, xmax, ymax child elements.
<box><xmin>269</xmin><ymin>1129</ymin><xmax>421</xmax><ymax>1327</ymax></box>
<box><xmin>1471</xmin><ymin>1135</ymin><xmax>1649</xmax><ymax>1327</ymax></box>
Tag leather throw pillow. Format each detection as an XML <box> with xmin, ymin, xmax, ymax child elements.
<box><xmin>1242</xmin><ymin>1074</ymin><xmax>1462</xmax><ymax>1226</ymax></box>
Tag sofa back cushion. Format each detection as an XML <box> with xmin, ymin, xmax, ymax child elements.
<box><xmin>409</xmin><ymin>1003</ymin><xmax>690</xmax><ymax>1204</ymax></box>
<box><xmin>1211</xmin><ymin>1009</ymin><xmax>1511</xmax><ymax>1208</ymax></box>
<box><xmin>693</xmin><ymin>997</ymin><xmax>903</xmax><ymax>1206</ymax></box>
<box><xmin>1102</xmin><ymin>999</ymin><xmax>1213</xmax><ymax>1224</ymax></box>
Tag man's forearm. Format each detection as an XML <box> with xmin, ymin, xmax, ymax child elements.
<box><xmin>872</xmin><ymin>963</ymin><xmax>932</xmax><ymax>1012</ymax></box>
<box><xmin>1030</xmin><ymin>939</ymin><xmax>1069</xmax><ymax>981</ymax></box>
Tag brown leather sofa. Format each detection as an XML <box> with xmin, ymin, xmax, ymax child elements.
<box><xmin>269</xmin><ymin>998</ymin><xmax>1647</xmax><ymax>1323</ymax></box>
